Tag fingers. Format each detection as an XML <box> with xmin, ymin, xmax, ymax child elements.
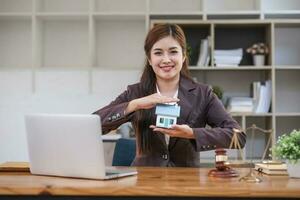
<box><xmin>149</xmin><ymin>124</ymin><xmax>194</xmax><ymax>139</ymax></box>
<box><xmin>137</xmin><ymin>94</ymin><xmax>179</xmax><ymax>110</ymax></box>
<box><xmin>149</xmin><ymin>125</ymin><xmax>156</xmax><ymax>129</ymax></box>
<box><xmin>149</xmin><ymin>125</ymin><xmax>176</xmax><ymax>136</ymax></box>
<box><xmin>152</xmin><ymin>93</ymin><xmax>179</xmax><ymax>104</ymax></box>
<box><xmin>155</xmin><ymin>128</ymin><xmax>175</xmax><ymax>135</ymax></box>
<box><xmin>150</xmin><ymin>124</ymin><xmax>185</xmax><ymax>130</ymax></box>
<box><xmin>171</xmin><ymin>124</ymin><xmax>194</xmax><ymax>139</ymax></box>
<box><xmin>159</xmin><ymin>97</ymin><xmax>179</xmax><ymax>104</ymax></box>
<box><xmin>170</xmin><ymin>124</ymin><xmax>181</xmax><ymax>130</ymax></box>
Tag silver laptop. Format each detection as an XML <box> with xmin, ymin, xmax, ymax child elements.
<box><xmin>25</xmin><ymin>113</ymin><xmax>137</xmax><ymax>180</ymax></box>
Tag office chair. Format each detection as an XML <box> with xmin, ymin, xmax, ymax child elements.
<box><xmin>112</xmin><ymin>138</ymin><xmax>136</xmax><ymax>166</ymax></box>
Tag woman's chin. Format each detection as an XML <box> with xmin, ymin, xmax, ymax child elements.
<box><xmin>157</xmin><ymin>73</ymin><xmax>179</xmax><ymax>81</ymax></box>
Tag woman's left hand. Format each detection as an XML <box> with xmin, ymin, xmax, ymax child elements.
<box><xmin>150</xmin><ymin>124</ymin><xmax>195</xmax><ymax>139</ymax></box>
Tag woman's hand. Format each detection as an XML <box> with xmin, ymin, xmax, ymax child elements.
<box><xmin>125</xmin><ymin>93</ymin><xmax>179</xmax><ymax>114</ymax></box>
<box><xmin>150</xmin><ymin>124</ymin><xmax>195</xmax><ymax>139</ymax></box>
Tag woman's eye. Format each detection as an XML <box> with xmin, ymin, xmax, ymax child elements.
<box><xmin>171</xmin><ymin>51</ymin><xmax>178</xmax><ymax>54</ymax></box>
<box><xmin>154</xmin><ymin>52</ymin><xmax>162</xmax><ymax>55</ymax></box>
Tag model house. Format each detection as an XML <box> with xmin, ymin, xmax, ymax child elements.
<box><xmin>155</xmin><ymin>104</ymin><xmax>180</xmax><ymax>129</ymax></box>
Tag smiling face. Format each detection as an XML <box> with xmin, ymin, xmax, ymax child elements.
<box><xmin>148</xmin><ymin>36</ymin><xmax>185</xmax><ymax>82</ymax></box>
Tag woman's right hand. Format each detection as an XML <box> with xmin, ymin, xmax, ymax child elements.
<box><xmin>125</xmin><ymin>93</ymin><xmax>179</xmax><ymax>114</ymax></box>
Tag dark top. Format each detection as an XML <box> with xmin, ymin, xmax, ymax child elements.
<box><xmin>93</xmin><ymin>76</ymin><xmax>246</xmax><ymax>167</ymax></box>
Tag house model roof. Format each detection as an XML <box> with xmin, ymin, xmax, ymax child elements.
<box><xmin>155</xmin><ymin>104</ymin><xmax>180</xmax><ymax>117</ymax></box>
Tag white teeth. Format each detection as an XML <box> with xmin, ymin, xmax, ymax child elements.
<box><xmin>160</xmin><ymin>66</ymin><xmax>173</xmax><ymax>68</ymax></box>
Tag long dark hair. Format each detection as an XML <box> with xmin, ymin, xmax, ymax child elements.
<box><xmin>133</xmin><ymin>23</ymin><xmax>191</xmax><ymax>155</ymax></box>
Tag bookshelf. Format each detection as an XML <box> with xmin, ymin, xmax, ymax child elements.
<box><xmin>149</xmin><ymin>19</ymin><xmax>300</xmax><ymax>160</ymax></box>
<box><xmin>0</xmin><ymin>0</ymin><xmax>300</xmax><ymax>162</ymax></box>
<box><xmin>151</xmin><ymin>18</ymin><xmax>300</xmax><ymax>157</ymax></box>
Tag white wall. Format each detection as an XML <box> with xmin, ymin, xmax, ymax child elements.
<box><xmin>0</xmin><ymin>69</ymin><xmax>141</xmax><ymax>163</ymax></box>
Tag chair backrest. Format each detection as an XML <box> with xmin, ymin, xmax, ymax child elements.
<box><xmin>112</xmin><ymin>138</ymin><xmax>136</xmax><ymax>166</ymax></box>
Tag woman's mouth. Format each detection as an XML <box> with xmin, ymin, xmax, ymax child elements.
<box><xmin>159</xmin><ymin>65</ymin><xmax>174</xmax><ymax>72</ymax></box>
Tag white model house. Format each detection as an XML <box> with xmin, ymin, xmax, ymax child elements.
<box><xmin>155</xmin><ymin>104</ymin><xmax>181</xmax><ymax>129</ymax></box>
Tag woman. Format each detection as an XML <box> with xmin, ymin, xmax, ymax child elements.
<box><xmin>93</xmin><ymin>24</ymin><xmax>246</xmax><ymax>167</ymax></box>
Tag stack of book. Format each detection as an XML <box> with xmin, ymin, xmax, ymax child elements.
<box><xmin>214</xmin><ymin>48</ymin><xmax>243</xmax><ymax>67</ymax></box>
<box><xmin>227</xmin><ymin>97</ymin><xmax>254</xmax><ymax>113</ymax></box>
<box><xmin>252</xmin><ymin>80</ymin><xmax>272</xmax><ymax>113</ymax></box>
<box><xmin>255</xmin><ymin>162</ymin><xmax>288</xmax><ymax>175</ymax></box>
<box><xmin>196</xmin><ymin>37</ymin><xmax>211</xmax><ymax>67</ymax></box>
<box><xmin>226</xmin><ymin>80</ymin><xmax>272</xmax><ymax>114</ymax></box>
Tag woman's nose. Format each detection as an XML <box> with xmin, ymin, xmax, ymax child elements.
<box><xmin>162</xmin><ymin>54</ymin><xmax>171</xmax><ymax>63</ymax></box>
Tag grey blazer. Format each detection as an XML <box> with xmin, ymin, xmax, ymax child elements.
<box><xmin>93</xmin><ymin>76</ymin><xmax>246</xmax><ymax>167</ymax></box>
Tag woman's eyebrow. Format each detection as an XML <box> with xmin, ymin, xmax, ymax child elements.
<box><xmin>153</xmin><ymin>46</ymin><xmax>178</xmax><ymax>51</ymax></box>
<box><xmin>153</xmin><ymin>48</ymin><xmax>162</xmax><ymax>51</ymax></box>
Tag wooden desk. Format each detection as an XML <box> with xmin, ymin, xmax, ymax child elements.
<box><xmin>0</xmin><ymin>166</ymin><xmax>300</xmax><ymax>199</ymax></box>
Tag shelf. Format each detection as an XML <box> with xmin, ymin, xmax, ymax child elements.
<box><xmin>35</xmin><ymin>13</ymin><xmax>89</xmax><ymax>20</ymax></box>
<box><xmin>36</xmin><ymin>0</ymin><xmax>89</xmax><ymax>13</ymax></box>
<box><xmin>150</xmin><ymin>14</ymin><xmax>203</xmax><ymax>21</ymax></box>
<box><xmin>149</xmin><ymin>13</ymin><xmax>204</xmax><ymax>21</ymax></box>
<box><xmin>207</xmin><ymin>11</ymin><xmax>261</xmax><ymax>15</ymax></box>
<box><xmin>0</xmin><ymin>18</ymin><xmax>32</xmax><ymax>68</ymax></box>
<box><xmin>275</xmin><ymin>113</ymin><xmax>300</xmax><ymax>117</ymax></box>
<box><xmin>275</xmin><ymin>66</ymin><xmax>300</xmax><ymax>70</ymax></box>
<box><xmin>95</xmin><ymin>0</ymin><xmax>146</xmax><ymax>13</ymax></box>
<box><xmin>264</xmin><ymin>10</ymin><xmax>300</xmax><ymax>15</ymax></box>
<box><xmin>231</xmin><ymin>113</ymin><xmax>273</xmax><ymax>117</ymax></box>
<box><xmin>213</xmin><ymin>21</ymin><xmax>272</xmax><ymax>25</ymax></box>
<box><xmin>149</xmin><ymin>12</ymin><xmax>203</xmax><ymax>16</ymax></box>
<box><xmin>273</xmin><ymin>20</ymin><xmax>300</xmax><ymax>25</ymax></box>
<box><xmin>265</xmin><ymin>14</ymin><xmax>300</xmax><ymax>20</ymax></box>
<box><xmin>204</xmin><ymin>0</ymin><xmax>259</xmax><ymax>12</ymax></box>
<box><xmin>150</xmin><ymin>0</ymin><xmax>202</xmax><ymax>13</ymax></box>
<box><xmin>38</xmin><ymin>18</ymin><xmax>89</xmax><ymax>68</ymax></box>
<box><xmin>92</xmin><ymin>13</ymin><xmax>146</xmax><ymax>20</ymax></box>
<box><xmin>206</xmin><ymin>11</ymin><xmax>260</xmax><ymax>20</ymax></box>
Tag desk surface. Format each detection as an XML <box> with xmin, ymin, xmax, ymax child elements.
<box><xmin>0</xmin><ymin>166</ymin><xmax>300</xmax><ymax>198</ymax></box>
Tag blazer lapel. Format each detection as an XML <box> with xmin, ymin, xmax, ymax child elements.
<box><xmin>168</xmin><ymin>76</ymin><xmax>197</xmax><ymax>150</ymax></box>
